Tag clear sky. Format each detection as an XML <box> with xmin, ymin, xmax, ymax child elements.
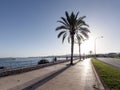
<box><xmin>0</xmin><ymin>0</ymin><xmax>120</xmax><ymax>57</ymax></box>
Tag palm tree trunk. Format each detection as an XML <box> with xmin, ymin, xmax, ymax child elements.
<box><xmin>78</xmin><ymin>42</ymin><xmax>81</xmax><ymax>60</ymax></box>
<box><xmin>70</xmin><ymin>35</ymin><xmax>74</xmax><ymax>65</ymax></box>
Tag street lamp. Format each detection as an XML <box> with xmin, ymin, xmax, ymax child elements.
<box><xmin>94</xmin><ymin>36</ymin><xmax>103</xmax><ymax>57</ymax></box>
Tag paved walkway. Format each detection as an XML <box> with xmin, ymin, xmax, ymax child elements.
<box><xmin>0</xmin><ymin>59</ymin><xmax>104</xmax><ymax>90</ymax></box>
<box><xmin>0</xmin><ymin>62</ymin><xmax>70</xmax><ymax>90</ymax></box>
<box><xmin>35</xmin><ymin>59</ymin><xmax>100</xmax><ymax>90</ymax></box>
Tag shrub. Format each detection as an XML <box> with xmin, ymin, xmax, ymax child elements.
<box><xmin>38</xmin><ymin>59</ymin><xmax>49</xmax><ymax>64</ymax></box>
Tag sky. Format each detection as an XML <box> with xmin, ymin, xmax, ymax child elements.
<box><xmin>0</xmin><ymin>0</ymin><xmax>120</xmax><ymax>57</ymax></box>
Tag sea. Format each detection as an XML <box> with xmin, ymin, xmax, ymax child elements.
<box><xmin>0</xmin><ymin>57</ymin><xmax>66</xmax><ymax>72</ymax></box>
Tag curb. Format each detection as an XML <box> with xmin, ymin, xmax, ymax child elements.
<box><xmin>91</xmin><ymin>61</ymin><xmax>105</xmax><ymax>90</ymax></box>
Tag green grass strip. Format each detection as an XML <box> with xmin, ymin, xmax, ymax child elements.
<box><xmin>91</xmin><ymin>58</ymin><xmax>120</xmax><ymax>90</ymax></box>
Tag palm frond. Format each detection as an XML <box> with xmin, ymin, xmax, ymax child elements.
<box><xmin>79</xmin><ymin>16</ymin><xmax>86</xmax><ymax>20</ymax></box>
<box><xmin>80</xmin><ymin>35</ymin><xmax>86</xmax><ymax>41</ymax></box>
<box><xmin>71</xmin><ymin>12</ymin><xmax>76</xmax><ymax>26</ymax></box>
<box><xmin>56</xmin><ymin>26</ymin><xmax>68</xmax><ymax>31</ymax></box>
<box><xmin>62</xmin><ymin>33</ymin><xmax>67</xmax><ymax>43</ymax></box>
<box><xmin>61</xmin><ymin>17</ymin><xmax>69</xmax><ymax>26</ymax></box>
<box><xmin>75</xmin><ymin>12</ymin><xmax>79</xmax><ymax>20</ymax></box>
<box><xmin>79</xmin><ymin>27</ymin><xmax>90</xmax><ymax>33</ymax></box>
<box><xmin>77</xmin><ymin>16</ymin><xmax>89</xmax><ymax>27</ymax></box>
<box><xmin>57</xmin><ymin>31</ymin><xmax>66</xmax><ymax>38</ymax></box>
<box><xmin>77</xmin><ymin>34</ymin><xmax>84</xmax><ymax>40</ymax></box>
<box><xmin>80</xmin><ymin>31</ymin><xmax>89</xmax><ymax>39</ymax></box>
<box><xmin>82</xmin><ymin>21</ymin><xmax>89</xmax><ymax>27</ymax></box>
<box><xmin>65</xmin><ymin>11</ymin><xmax>71</xmax><ymax>26</ymax></box>
<box><xmin>57</xmin><ymin>20</ymin><xmax>68</xmax><ymax>27</ymax></box>
<box><xmin>75</xmin><ymin>34</ymin><xmax>85</xmax><ymax>43</ymax></box>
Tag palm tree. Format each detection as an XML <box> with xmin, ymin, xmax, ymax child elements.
<box><xmin>75</xmin><ymin>36</ymin><xmax>83</xmax><ymax>60</ymax></box>
<box><xmin>56</xmin><ymin>11</ymin><xmax>90</xmax><ymax>65</ymax></box>
<box><xmin>75</xmin><ymin>27</ymin><xmax>90</xmax><ymax>60</ymax></box>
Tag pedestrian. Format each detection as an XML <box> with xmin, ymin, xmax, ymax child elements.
<box><xmin>54</xmin><ymin>57</ymin><xmax>57</xmax><ymax>62</ymax></box>
<box><xmin>66</xmin><ymin>57</ymin><xmax>68</xmax><ymax>60</ymax></box>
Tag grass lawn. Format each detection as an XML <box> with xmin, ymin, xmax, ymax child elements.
<box><xmin>91</xmin><ymin>58</ymin><xmax>120</xmax><ymax>90</ymax></box>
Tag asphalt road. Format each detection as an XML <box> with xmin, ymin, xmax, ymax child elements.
<box><xmin>98</xmin><ymin>58</ymin><xmax>120</xmax><ymax>69</ymax></box>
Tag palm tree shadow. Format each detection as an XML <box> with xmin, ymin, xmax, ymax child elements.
<box><xmin>73</xmin><ymin>60</ymin><xmax>81</xmax><ymax>65</ymax></box>
<box><xmin>65</xmin><ymin>60</ymin><xmax>81</xmax><ymax>66</ymax></box>
<box><xmin>23</xmin><ymin>65</ymin><xmax>71</xmax><ymax>90</ymax></box>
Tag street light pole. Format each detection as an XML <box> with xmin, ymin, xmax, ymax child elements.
<box><xmin>94</xmin><ymin>36</ymin><xmax>103</xmax><ymax>57</ymax></box>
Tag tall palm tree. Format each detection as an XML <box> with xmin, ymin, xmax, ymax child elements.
<box><xmin>75</xmin><ymin>36</ymin><xmax>83</xmax><ymax>60</ymax></box>
<box><xmin>56</xmin><ymin>11</ymin><xmax>90</xmax><ymax>65</ymax></box>
<box><xmin>75</xmin><ymin>28</ymin><xmax>90</xmax><ymax>60</ymax></box>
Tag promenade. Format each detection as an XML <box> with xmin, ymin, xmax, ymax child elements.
<box><xmin>0</xmin><ymin>59</ymin><xmax>104</xmax><ymax>90</ymax></box>
<box><xmin>35</xmin><ymin>59</ymin><xmax>101</xmax><ymax>90</ymax></box>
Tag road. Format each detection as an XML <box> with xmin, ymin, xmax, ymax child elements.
<box><xmin>98</xmin><ymin>58</ymin><xmax>120</xmax><ymax>69</ymax></box>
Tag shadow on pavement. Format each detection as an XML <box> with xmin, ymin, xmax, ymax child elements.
<box><xmin>23</xmin><ymin>64</ymin><xmax>71</xmax><ymax>90</ymax></box>
<box><xmin>65</xmin><ymin>59</ymin><xmax>80</xmax><ymax>66</ymax></box>
<box><xmin>74</xmin><ymin>60</ymin><xmax>82</xmax><ymax>65</ymax></box>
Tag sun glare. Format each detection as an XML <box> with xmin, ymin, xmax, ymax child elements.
<box><xmin>75</xmin><ymin>37</ymin><xmax>94</xmax><ymax>55</ymax></box>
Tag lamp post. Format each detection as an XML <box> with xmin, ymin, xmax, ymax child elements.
<box><xmin>94</xmin><ymin>36</ymin><xmax>103</xmax><ymax>57</ymax></box>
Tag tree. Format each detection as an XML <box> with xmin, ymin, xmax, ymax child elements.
<box><xmin>56</xmin><ymin>11</ymin><xmax>90</xmax><ymax>65</ymax></box>
<box><xmin>75</xmin><ymin>26</ymin><xmax>90</xmax><ymax>60</ymax></box>
<box><xmin>75</xmin><ymin>36</ymin><xmax>84</xmax><ymax>60</ymax></box>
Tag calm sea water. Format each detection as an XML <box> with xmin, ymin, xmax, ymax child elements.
<box><xmin>0</xmin><ymin>57</ymin><xmax>66</xmax><ymax>72</ymax></box>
